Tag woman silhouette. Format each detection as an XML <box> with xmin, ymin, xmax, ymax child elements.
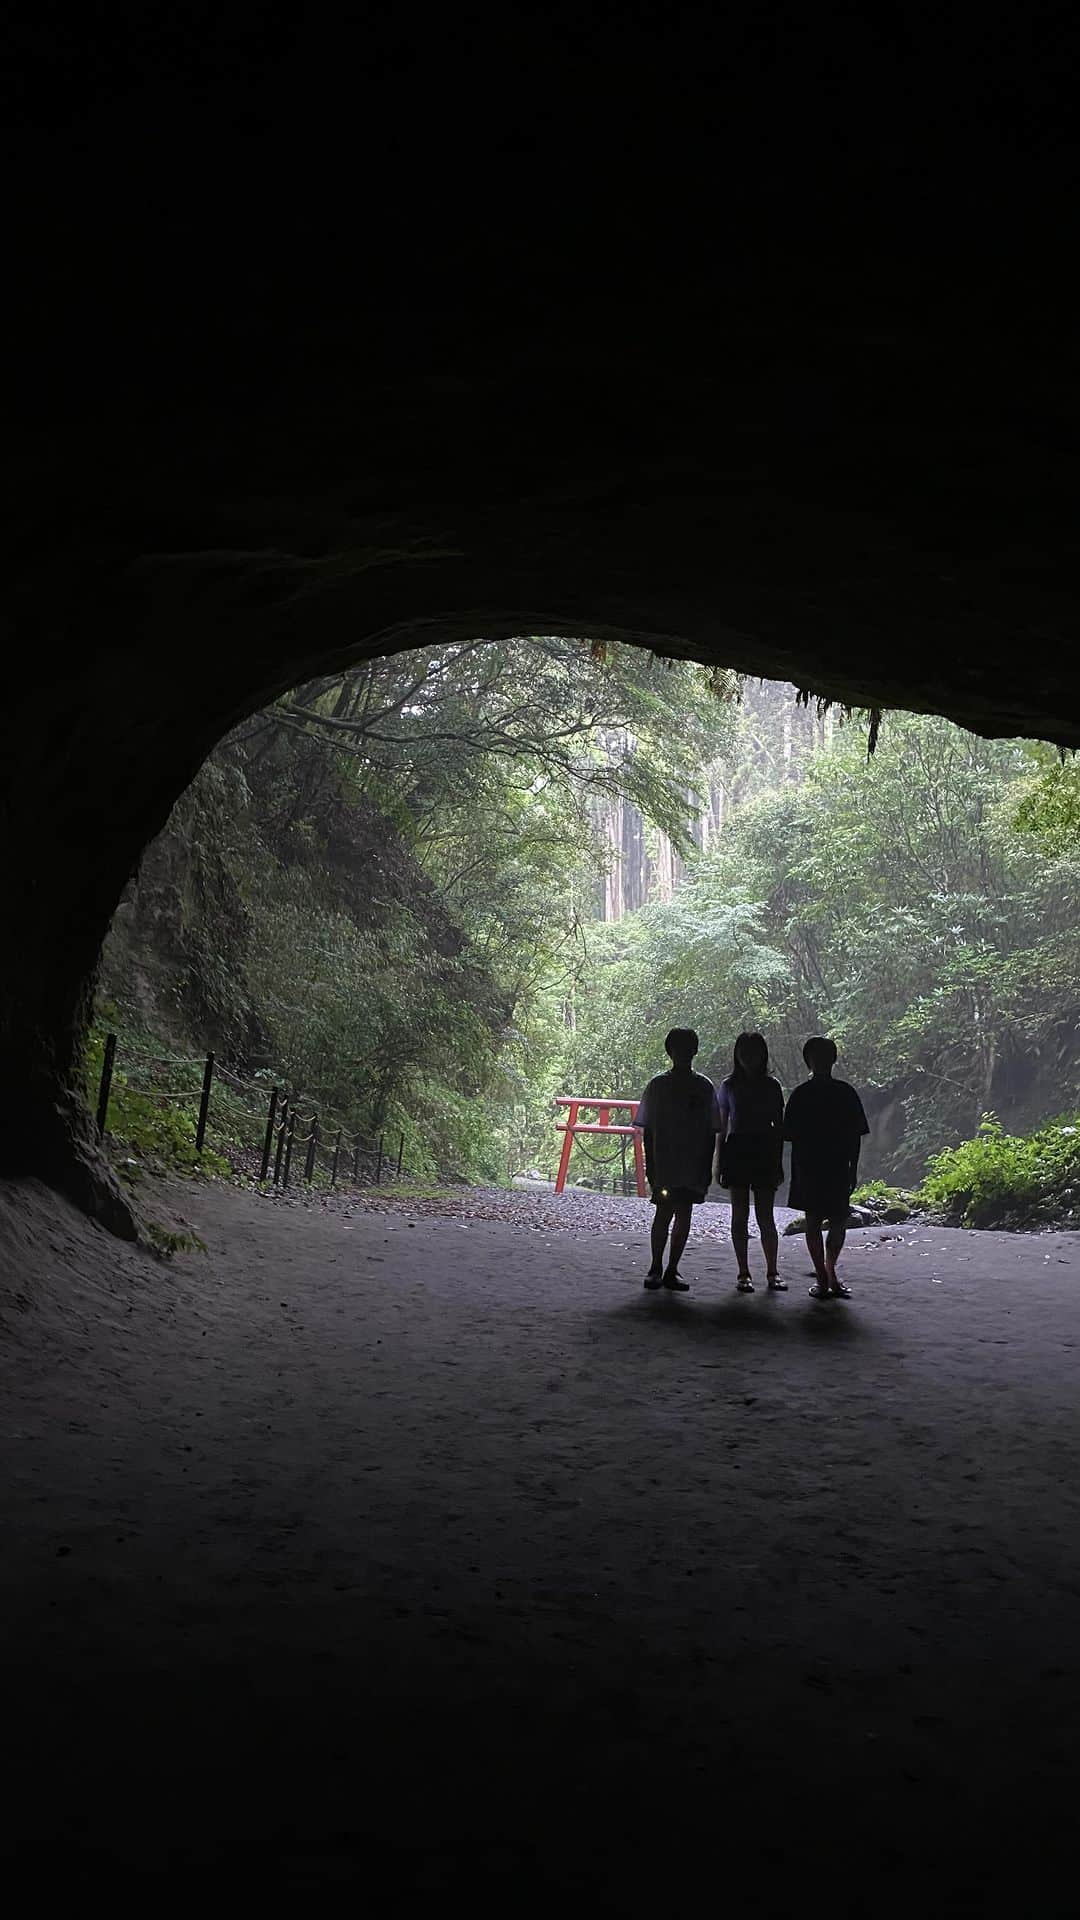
<box><xmin>715</xmin><ymin>1032</ymin><xmax>785</xmax><ymax>1292</ymax></box>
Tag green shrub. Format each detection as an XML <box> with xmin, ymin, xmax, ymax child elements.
<box><xmin>147</xmin><ymin>1223</ymin><xmax>208</xmax><ymax>1256</ymax></box>
<box><xmin>107</xmin><ymin>1085</ymin><xmax>230</xmax><ymax>1180</ymax></box>
<box><xmin>81</xmin><ymin>1024</ymin><xmax>230</xmax><ymax>1180</ymax></box>
<box><xmin>851</xmin><ymin>1179</ymin><xmax>915</xmax><ymax>1208</ymax></box>
<box><xmin>399</xmin><ymin>1079</ymin><xmax>504</xmax><ymax>1184</ymax></box>
<box><xmin>918</xmin><ymin>1113</ymin><xmax>1080</xmax><ymax>1228</ymax></box>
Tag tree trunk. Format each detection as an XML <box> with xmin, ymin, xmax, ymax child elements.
<box><xmin>622</xmin><ymin>798</ymin><xmax>642</xmax><ymax>915</ymax></box>
<box><xmin>653</xmin><ymin>831</ymin><xmax>677</xmax><ymax>903</ymax></box>
<box><xmin>601</xmin><ymin>793</ymin><xmax>625</xmax><ymax>922</ymax></box>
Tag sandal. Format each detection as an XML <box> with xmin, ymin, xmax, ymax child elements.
<box><xmin>830</xmin><ymin>1281</ymin><xmax>853</xmax><ymax>1300</ymax></box>
<box><xmin>662</xmin><ymin>1273</ymin><xmax>690</xmax><ymax>1292</ymax></box>
<box><xmin>644</xmin><ymin>1270</ymin><xmax>663</xmax><ymax>1290</ymax></box>
<box><xmin>736</xmin><ymin>1275</ymin><xmax>755</xmax><ymax>1293</ymax></box>
<box><xmin>766</xmin><ymin>1274</ymin><xmax>787</xmax><ymax>1291</ymax></box>
<box><xmin>808</xmin><ymin>1282</ymin><xmax>830</xmax><ymax>1300</ymax></box>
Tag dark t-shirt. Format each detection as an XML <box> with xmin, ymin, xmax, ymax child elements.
<box><xmin>717</xmin><ymin>1073</ymin><xmax>784</xmax><ymax>1136</ymax></box>
<box><xmin>634</xmin><ymin>1070</ymin><xmax>722</xmax><ymax>1192</ymax></box>
<box><xmin>783</xmin><ymin>1076</ymin><xmax>869</xmax><ymax>1175</ymax></box>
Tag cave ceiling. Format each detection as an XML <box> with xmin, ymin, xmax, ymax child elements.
<box><xmin>6</xmin><ymin>8</ymin><xmax>1079</xmax><ymax>750</ymax></box>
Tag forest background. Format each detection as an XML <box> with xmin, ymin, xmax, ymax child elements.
<box><xmin>94</xmin><ymin>637</ymin><xmax>1080</xmax><ymax>1208</ymax></box>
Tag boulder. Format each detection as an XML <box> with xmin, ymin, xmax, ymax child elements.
<box><xmin>784</xmin><ymin>1208</ymin><xmax>869</xmax><ymax>1236</ymax></box>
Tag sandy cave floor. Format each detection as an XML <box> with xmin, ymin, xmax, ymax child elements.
<box><xmin>1</xmin><ymin>1175</ymin><xmax>1079</xmax><ymax>1911</ymax></box>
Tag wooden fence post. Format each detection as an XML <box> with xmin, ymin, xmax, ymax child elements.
<box><xmin>396</xmin><ymin>1131</ymin><xmax>404</xmax><ymax>1178</ymax></box>
<box><xmin>282</xmin><ymin>1110</ymin><xmax>297</xmax><ymax>1188</ymax></box>
<box><xmin>304</xmin><ymin>1116</ymin><xmax>319</xmax><ymax>1184</ymax></box>
<box><xmin>260</xmin><ymin>1087</ymin><xmax>279</xmax><ymax>1181</ymax></box>
<box><xmin>331</xmin><ymin>1129</ymin><xmax>341</xmax><ymax>1186</ymax></box>
<box><xmin>95</xmin><ymin>1032</ymin><xmax>117</xmax><ymax>1136</ymax></box>
<box><xmin>376</xmin><ymin>1134</ymin><xmax>384</xmax><ymax>1184</ymax></box>
<box><xmin>352</xmin><ymin>1137</ymin><xmax>361</xmax><ymax>1182</ymax></box>
<box><xmin>195</xmin><ymin>1051</ymin><xmax>214</xmax><ymax>1153</ymax></box>
<box><xmin>272</xmin><ymin>1099</ymin><xmax>289</xmax><ymax>1185</ymax></box>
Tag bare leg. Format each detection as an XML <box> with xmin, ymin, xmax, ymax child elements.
<box><xmin>805</xmin><ymin>1214</ymin><xmax>829</xmax><ymax>1293</ymax></box>
<box><xmin>730</xmin><ymin>1188</ymin><xmax>753</xmax><ymax>1288</ymax></box>
<box><xmin>825</xmin><ymin>1220</ymin><xmax>849</xmax><ymax>1294</ymax></box>
<box><xmin>754</xmin><ymin>1188</ymin><xmax>780</xmax><ymax>1282</ymax></box>
<box><xmin>665</xmin><ymin>1201</ymin><xmax>693</xmax><ymax>1285</ymax></box>
<box><xmin>648</xmin><ymin>1197</ymin><xmax>674</xmax><ymax>1284</ymax></box>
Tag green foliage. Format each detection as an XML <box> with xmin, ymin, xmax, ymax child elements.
<box><xmin>567</xmin><ymin>896</ymin><xmax>789</xmax><ymax>1100</ymax></box>
<box><xmin>919</xmin><ymin>1115</ymin><xmax>1080</xmax><ymax>1229</ymax></box>
<box><xmin>99</xmin><ymin>638</ymin><xmax>736</xmax><ymax>1185</ymax></box>
<box><xmin>404</xmin><ymin>1079</ymin><xmax>504</xmax><ymax>1184</ymax></box>
<box><xmin>851</xmin><ymin>1180</ymin><xmax>915</xmax><ymax>1208</ymax></box>
<box><xmin>82</xmin><ymin>1023</ymin><xmax>230</xmax><ymax>1180</ymax></box>
<box><xmin>569</xmin><ymin>709</ymin><xmax>1080</xmax><ymax>1187</ymax></box>
<box><xmin>147</xmin><ymin>1223</ymin><xmax>208</xmax><ymax>1256</ymax></box>
<box><xmin>1013</xmin><ymin>751</ymin><xmax>1080</xmax><ymax>855</ymax></box>
<box><xmin>97</xmin><ymin>644</ymin><xmax>1080</xmax><ymax>1212</ymax></box>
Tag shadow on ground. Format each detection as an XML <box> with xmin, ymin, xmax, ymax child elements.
<box><xmin>603</xmin><ymin>1290</ymin><xmax>872</xmax><ymax>1345</ymax></box>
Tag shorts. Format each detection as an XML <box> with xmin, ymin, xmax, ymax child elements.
<box><xmin>719</xmin><ymin>1133</ymin><xmax>783</xmax><ymax>1194</ymax></box>
<box><xmin>649</xmin><ymin>1182</ymin><xmax>707</xmax><ymax>1206</ymax></box>
<box><xmin>788</xmin><ymin>1175</ymin><xmax>853</xmax><ymax>1222</ymax></box>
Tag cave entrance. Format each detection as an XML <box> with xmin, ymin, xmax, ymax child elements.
<box><xmin>86</xmin><ymin>637</ymin><xmax>1079</xmax><ymax>1236</ymax></box>
<box><xmin>6</xmin><ymin>294</ymin><xmax>1080</xmax><ymax>1234</ymax></box>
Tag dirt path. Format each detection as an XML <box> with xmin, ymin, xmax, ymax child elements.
<box><xmin>2</xmin><ymin>1176</ymin><xmax>1079</xmax><ymax>1911</ymax></box>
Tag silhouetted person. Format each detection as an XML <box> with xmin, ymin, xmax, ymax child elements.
<box><xmin>784</xmin><ymin>1036</ymin><xmax>870</xmax><ymax>1299</ymax></box>
<box><xmin>634</xmin><ymin>1028</ymin><xmax>721</xmax><ymax>1291</ymax></box>
<box><xmin>715</xmin><ymin>1031</ymin><xmax>785</xmax><ymax>1291</ymax></box>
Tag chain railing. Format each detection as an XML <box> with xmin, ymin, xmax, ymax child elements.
<box><xmin>94</xmin><ymin>1034</ymin><xmax>408</xmax><ymax>1190</ymax></box>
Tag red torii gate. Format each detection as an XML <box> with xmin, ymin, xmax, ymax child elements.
<box><xmin>554</xmin><ymin>1096</ymin><xmax>647</xmax><ymax>1196</ymax></box>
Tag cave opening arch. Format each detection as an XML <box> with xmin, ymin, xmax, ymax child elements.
<box><xmin>5</xmin><ymin>331</ymin><xmax>1080</xmax><ymax>1234</ymax></box>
